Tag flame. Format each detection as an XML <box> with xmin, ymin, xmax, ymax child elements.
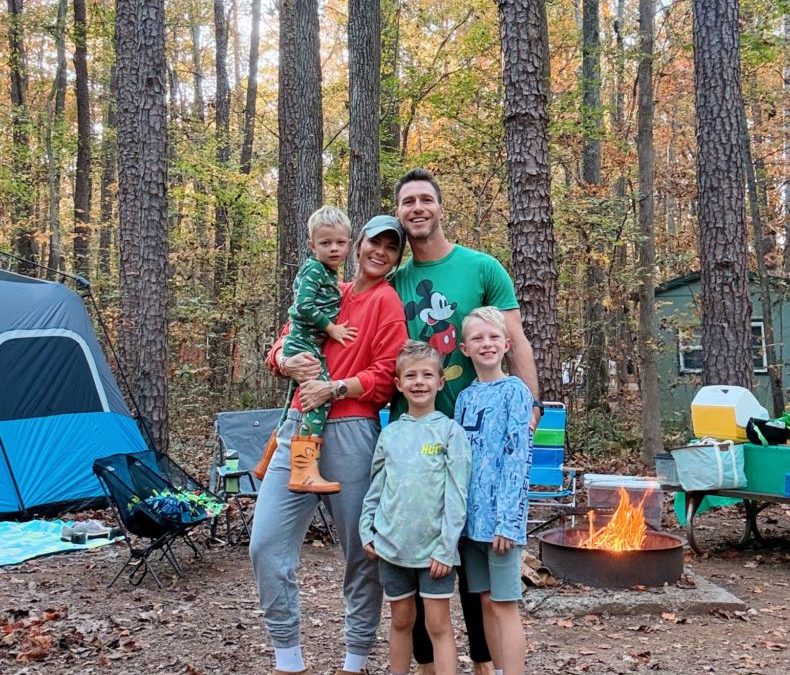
<box><xmin>579</xmin><ymin>487</ymin><xmax>648</xmax><ymax>551</ymax></box>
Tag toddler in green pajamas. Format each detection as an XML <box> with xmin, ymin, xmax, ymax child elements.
<box><xmin>280</xmin><ymin>206</ymin><xmax>355</xmax><ymax>493</ymax></box>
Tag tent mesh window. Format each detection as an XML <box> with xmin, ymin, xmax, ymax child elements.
<box><xmin>0</xmin><ymin>336</ymin><xmax>104</xmax><ymax>420</ymax></box>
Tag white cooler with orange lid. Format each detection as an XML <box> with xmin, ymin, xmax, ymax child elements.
<box><xmin>691</xmin><ymin>385</ymin><xmax>768</xmax><ymax>442</ymax></box>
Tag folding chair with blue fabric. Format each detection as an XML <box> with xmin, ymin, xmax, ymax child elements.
<box><xmin>210</xmin><ymin>409</ymin><xmax>336</xmax><ymax>545</ymax></box>
<box><xmin>93</xmin><ymin>450</ymin><xmax>221</xmax><ymax>588</ymax></box>
<box><xmin>527</xmin><ymin>402</ymin><xmax>580</xmax><ymax>534</ymax></box>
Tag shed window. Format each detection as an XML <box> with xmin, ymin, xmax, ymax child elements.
<box><xmin>678</xmin><ymin>320</ymin><xmax>768</xmax><ymax>374</ymax></box>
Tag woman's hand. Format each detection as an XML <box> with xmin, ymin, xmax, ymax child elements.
<box><xmin>298</xmin><ymin>379</ymin><xmax>332</xmax><ymax>412</ymax></box>
<box><xmin>282</xmin><ymin>352</ymin><xmax>322</xmax><ymax>383</ymax></box>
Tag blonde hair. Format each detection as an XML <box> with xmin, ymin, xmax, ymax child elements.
<box><xmin>307</xmin><ymin>206</ymin><xmax>351</xmax><ymax>239</ymax></box>
<box><xmin>396</xmin><ymin>340</ymin><xmax>444</xmax><ymax>376</ymax></box>
<box><xmin>461</xmin><ymin>306</ymin><xmax>507</xmax><ymax>340</ymax></box>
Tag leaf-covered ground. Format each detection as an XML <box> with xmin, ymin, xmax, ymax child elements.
<box><xmin>2</xmin><ymin>499</ymin><xmax>790</xmax><ymax>674</ymax></box>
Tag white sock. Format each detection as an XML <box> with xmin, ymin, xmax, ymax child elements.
<box><xmin>274</xmin><ymin>645</ymin><xmax>306</xmax><ymax>672</ymax></box>
<box><xmin>495</xmin><ymin>669</ymin><xmax>504</xmax><ymax>675</ymax></box>
<box><xmin>343</xmin><ymin>651</ymin><xmax>368</xmax><ymax>672</ymax></box>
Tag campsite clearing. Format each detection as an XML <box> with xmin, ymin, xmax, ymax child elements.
<box><xmin>1</xmin><ymin>501</ymin><xmax>789</xmax><ymax>674</ymax></box>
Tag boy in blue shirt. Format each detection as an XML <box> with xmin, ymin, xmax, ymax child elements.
<box><xmin>360</xmin><ymin>341</ymin><xmax>471</xmax><ymax>675</ymax></box>
<box><xmin>454</xmin><ymin>307</ymin><xmax>532</xmax><ymax>675</ymax></box>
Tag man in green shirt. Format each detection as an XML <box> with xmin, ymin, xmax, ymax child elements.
<box><xmin>391</xmin><ymin>168</ymin><xmax>541</xmax><ymax>674</ymax></box>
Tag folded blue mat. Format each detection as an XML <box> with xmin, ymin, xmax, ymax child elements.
<box><xmin>0</xmin><ymin>519</ymin><xmax>120</xmax><ymax>567</ymax></box>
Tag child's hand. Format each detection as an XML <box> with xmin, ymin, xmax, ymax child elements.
<box><xmin>428</xmin><ymin>558</ymin><xmax>452</xmax><ymax>578</ymax></box>
<box><xmin>326</xmin><ymin>321</ymin><xmax>358</xmax><ymax>346</ymax></box>
<box><xmin>492</xmin><ymin>535</ymin><xmax>516</xmax><ymax>554</ymax></box>
<box><xmin>363</xmin><ymin>543</ymin><xmax>378</xmax><ymax>560</ymax></box>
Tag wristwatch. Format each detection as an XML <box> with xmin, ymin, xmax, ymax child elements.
<box><xmin>532</xmin><ymin>400</ymin><xmax>545</xmax><ymax>417</ymax></box>
<box><xmin>332</xmin><ymin>380</ymin><xmax>349</xmax><ymax>400</ymax></box>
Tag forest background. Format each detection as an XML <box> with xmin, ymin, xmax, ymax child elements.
<box><xmin>0</xmin><ymin>0</ymin><xmax>787</xmax><ymax>462</ymax></box>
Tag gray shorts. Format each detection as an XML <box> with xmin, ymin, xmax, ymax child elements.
<box><xmin>461</xmin><ymin>538</ymin><xmax>523</xmax><ymax>602</ymax></box>
<box><xmin>378</xmin><ymin>558</ymin><xmax>456</xmax><ymax>601</ymax></box>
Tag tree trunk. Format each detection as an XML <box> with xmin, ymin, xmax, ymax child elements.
<box><xmin>347</xmin><ymin>0</ymin><xmax>381</xmax><ymax>278</ymax></box>
<box><xmin>7</xmin><ymin>0</ymin><xmax>36</xmax><ymax>271</ymax></box>
<box><xmin>240</xmin><ymin>0</ymin><xmax>261</xmax><ymax>174</ymax></box>
<box><xmin>783</xmin><ymin>15</ymin><xmax>790</xmax><ymax>274</ymax></box>
<box><xmin>637</xmin><ymin>0</ymin><xmax>664</xmax><ymax>464</ymax></box>
<box><xmin>277</xmin><ymin>0</ymin><xmax>323</xmax><ymax>326</ymax></box>
<box><xmin>98</xmin><ymin>65</ymin><xmax>117</xmax><ymax>280</ymax></box>
<box><xmin>692</xmin><ymin>0</ymin><xmax>752</xmax><ymax>388</ymax></box>
<box><xmin>210</xmin><ymin>0</ymin><xmax>232</xmax><ymax>392</ymax></box>
<box><xmin>380</xmin><ymin>0</ymin><xmax>401</xmax><ymax>208</ymax></box>
<box><xmin>741</xmin><ymin>103</ymin><xmax>783</xmax><ymax>415</ymax></box>
<box><xmin>73</xmin><ymin>0</ymin><xmax>92</xmax><ymax>278</ymax></box>
<box><xmin>498</xmin><ymin>0</ymin><xmax>562</xmax><ymax>402</ymax></box>
<box><xmin>45</xmin><ymin>0</ymin><xmax>68</xmax><ymax>279</ymax></box>
<box><xmin>581</xmin><ymin>0</ymin><xmax>607</xmax><ymax>409</ymax></box>
<box><xmin>116</xmin><ymin>0</ymin><xmax>170</xmax><ymax>452</ymax></box>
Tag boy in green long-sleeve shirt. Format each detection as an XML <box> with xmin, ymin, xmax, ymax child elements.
<box><xmin>280</xmin><ymin>206</ymin><xmax>355</xmax><ymax>493</ymax></box>
<box><xmin>360</xmin><ymin>341</ymin><xmax>472</xmax><ymax>675</ymax></box>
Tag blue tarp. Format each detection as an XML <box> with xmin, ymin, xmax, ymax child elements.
<box><xmin>0</xmin><ymin>519</ymin><xmax>120</xmax><ymax>566</ymax></box>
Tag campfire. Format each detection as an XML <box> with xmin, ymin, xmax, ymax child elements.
<box><xmin>580</xmin><ymin>487</ymin><xmax>647</xmax><ymax>551</ymax></box>
<box><xmin>537</xmin><ymin>486</ymin><xmax>684</xmax><ymax>589</ymax></box>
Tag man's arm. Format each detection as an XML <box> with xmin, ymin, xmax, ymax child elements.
<box><xmin>502</xmin><ymin>309</ymin><xmax>541</xmax><ymax>430</ymax></box>
<box><xmin>502</xmin><ymin>309</ymin><xmax>539</xmax><ymax>398</ymax></box>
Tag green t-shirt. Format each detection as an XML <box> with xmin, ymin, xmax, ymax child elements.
<box><xmin>391</xmin><ymin>245</ymin><xmax>519</xmax><ymax>419</ymax></box>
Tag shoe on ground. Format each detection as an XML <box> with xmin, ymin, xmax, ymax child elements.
<box><xmin>61</xmin><ymin>519</ymin><xmax>119</xmax><ymax>542</ymax></box>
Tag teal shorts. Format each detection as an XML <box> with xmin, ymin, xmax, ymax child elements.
<box><xmin>461</xmin><ymin>538</ymin><xmax>523</xmax><ymax>602</ymax></box>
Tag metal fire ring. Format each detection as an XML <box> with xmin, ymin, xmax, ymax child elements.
<box><xmin>538</xmin><ymin>527</ymin><xmax>684</xmax><ymax>589</ymax></box>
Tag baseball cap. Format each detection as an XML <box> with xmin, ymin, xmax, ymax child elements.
<box><xmin>360</xmin><ymin>215</ymin><xmax>404</xmax><ymax>247</ymax></box>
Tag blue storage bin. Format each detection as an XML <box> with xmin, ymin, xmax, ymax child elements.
<box><xmin>785</xmin><ymin>472</ymin><xmax>790</xmax><ymax>497</ymax></box>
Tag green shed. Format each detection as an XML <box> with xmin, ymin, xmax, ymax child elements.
<box><xmin>655</xmin><ymin>272</ymin><xmax>790</xmax><ymax>432</ymax></box>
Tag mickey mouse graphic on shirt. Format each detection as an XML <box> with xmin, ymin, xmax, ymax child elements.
<box><xmin>403</xmin><ymin>280</ymin><xmax>464</xmax><ymax>381</ymax></box>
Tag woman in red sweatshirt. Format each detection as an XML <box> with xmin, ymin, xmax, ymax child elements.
<box><xmin>250</xmin><ymin>215</ymin><xmax>408</xmax><ymax>675</ymax></box>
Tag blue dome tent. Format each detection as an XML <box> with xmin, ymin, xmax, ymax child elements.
<box><xmin>0</xmin><ymin>268</ymin><xmax>148</xmax><ymax>517</ymax></box>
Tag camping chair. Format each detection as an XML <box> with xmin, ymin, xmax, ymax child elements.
<box><xmin>93</xmin><ymin>450</ymin><xmax>219</xmax><ymax>588</ymax></box>
<box><xmin>210</xmin><ymin>409</ymin><xmax>336</xmax><ymax>545</ymax></box>
<box><xmin>527</xmin><ymin>402</ymin><xmax>581</xmax><ymax>534</ymax></box>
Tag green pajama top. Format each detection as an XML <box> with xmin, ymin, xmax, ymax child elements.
<box><xmin>284</xmin><ymin>256</ymin><xmax>341</xmax><ymax>356</ymax></box>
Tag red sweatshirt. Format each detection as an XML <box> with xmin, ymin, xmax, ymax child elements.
<box><xmin>268</xmin><ymin>280</ymin><xmax>407</xmax><ymax>420</ymax></box>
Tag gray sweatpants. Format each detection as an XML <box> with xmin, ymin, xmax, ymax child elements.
<box><xmin>249</xmin><ymin>411</ymin><xmax>383</xmax><ymax>654</ymax></box>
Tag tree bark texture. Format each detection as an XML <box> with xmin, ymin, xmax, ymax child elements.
<box><xmin>498</xmin><ymin>0</ymin><xmax>562</xmax><ymax>402</ymax></box>
<box><xmin>45</xmin><ymin>0</ymin><xmax>68</xmax><ymax>279</ymax></box>
<box><xmin>346</xmin><ymin>0</ymin><xmax>381</xmax><ymax>278</ymax></box>
<box><xmin>692</xmin><ymin>0</ymin><xmax>753</xmax><ymax>388</ymax></box>
<box><xmin>116</xmin><ymin>0</ymin><xmax>170</xmax><ymax>451</ymax></box>
<box><xmin>380</xmin><ymin>0</ymin><xmax>401</xmax><ymax>209</ymax></box>
<box><xmin>277</xmin><ymin>0</ymin><xmax>323</xmax><ymax>326</ymax></box>
<box><xmin>98</xmin><ymin>65</ymin><xmax>117</xmax><ymax>279</ymax></box>
<box><xmin>73</xmin><ymin>0</ymin><xmax>92</xmax><ymax>278</ymax></box>
<box><xmin>581</xmin><ymin>0</ymin><xmax>607</xmax><ymax>409</ymax></box>
<box><xmin>7</xmin><ymin>0</ymin><xmax>36</xmax><ymax>270</ymax></box>
<box><xmin>637</xmin><ymin>0</ymin><xmax>664</xmax><ymax>463</ymax></box>
<box><xmin>240</xmin><ymin>0</ymin><xmax>261</xmax><ymax>174</ymax></box>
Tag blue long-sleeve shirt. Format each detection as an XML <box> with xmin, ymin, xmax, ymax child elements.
<box><xmin>454</xmin><ymin>376</ymin><xmax>533</xmax><ymax>544</ymax></box>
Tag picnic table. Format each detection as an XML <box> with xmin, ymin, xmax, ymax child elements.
<box><xmin>680</xmin><ymin>487</ymin><xmax>790</xmax><ymax>554</ymax></box>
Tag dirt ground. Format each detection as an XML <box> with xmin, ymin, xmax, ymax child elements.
<box><xmin>2</xmin><ymin>498</ymin><xmax>790</xmax><ymax>675</ymax></box>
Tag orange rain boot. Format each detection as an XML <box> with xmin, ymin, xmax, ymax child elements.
<box><xmin>253</xmin><ymin>429</ymin><xmax>279</xmax><ymax>480</ymax></box>
<box><xmin>287</xmin><ymin>433</ymin><xmax>341</xmax><ymax>494</ymax></box>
